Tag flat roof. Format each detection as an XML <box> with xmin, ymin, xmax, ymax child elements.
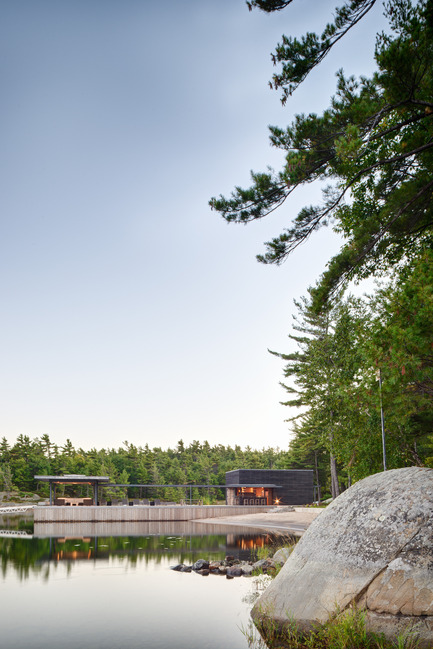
<box><xmin>227</xmin><ymin>484</ymin><xmax>281</xmax><ymax>488</ymax></box>
<box><xmin>225</xmin><ymin>469</ymin><xmax>313</xmax><ymax>473</ymax></box>
<box><xmin>34</xmin><ymin>475</ymin><xmax>110</xmax><ymax>483</ymax></box>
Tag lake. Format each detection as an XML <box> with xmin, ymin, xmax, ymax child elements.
<box><xmin>0</xmin><ymin>515</ymin><xmax>292</xmax><ymax>649</ymax></box>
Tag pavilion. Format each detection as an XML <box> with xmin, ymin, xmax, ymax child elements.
<box><xmin>34</xmin><ymin>474</ymin><xmax>110</xmax><ymax>506</ymax></box>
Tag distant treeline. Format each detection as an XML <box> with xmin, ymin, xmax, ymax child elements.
<box><xmin>0</xmin><ymin>435</ymin><xmax>296</xmax><ymax>502</ymax></box>
<box><xmin>2</xmin><ymin>425</ymin><xmax>430</xmax><ymax>503</ymax></box>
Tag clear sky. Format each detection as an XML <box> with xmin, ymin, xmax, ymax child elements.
<box><xmin>1</xmin><ymin>0</ymin><xmax>387</xmax><ymax>452</ymax></box>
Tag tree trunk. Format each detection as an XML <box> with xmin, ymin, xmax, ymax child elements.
<box><xmin>314</xmin><ymin>450</ymin><xmax>322</xmax><ymax>502</ymax></box>
<box><xmin>328</xmin><ymin>417</ymin><xmax>340</xmax><ymax>499</ymax></box>
<box><xmin>330</xmin><ymin>452</ymin><xmax>340</xmax><ymax>499</ymax></box>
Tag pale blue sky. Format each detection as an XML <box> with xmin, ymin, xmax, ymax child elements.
<box><xmin>1</xmin><ymin>0</ymin><xmax>387</xmax><ymax>451</ymax></box>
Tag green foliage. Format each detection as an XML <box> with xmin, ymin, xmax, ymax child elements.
<box><xmin>272</xmin><ymin>291</ymin><xmax>368</xmax><ymax>494</ymax></box>
<box><xmin>359</xmin><ymin>250</ymin><xmax>433</xmax><ymax>469</ymax></box>
<box><xmin>211</xmin><ymin>0</ymin><xmax>433</xmax><ymax>310</ymax></box>
<box><xmin>248</xmin><ymin>605</ymin><xmax>420</xmax><ymax>649</ymax></box>
<box><xmin>247</xmin><ymin>1</ymin><xmax>378</xmax><ymax>102</ymax></box>
<box><xmin>0</xmin><ymin>464</ymin><xmax>13</xmax><ymax>491</ymax></box>
<box><xmin>0</xmin><ymin>436</ymin><xmax>291</xmax><ymax>495</ymax></box>
<box><xmin>278</xmin><ymin>250</ymin><xmax>433</xmax><ymax>486</ymax></box>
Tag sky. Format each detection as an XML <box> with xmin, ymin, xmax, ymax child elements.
<box><xmin>0</xmin><ymin>0</ymin><xmax>388</xmax><ymax>452</ymax></box>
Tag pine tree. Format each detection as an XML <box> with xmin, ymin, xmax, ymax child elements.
<box><xmin>272</xmin><ymin>291</ymin><xmax>366</xmax><ymax>495</ymax></box>
<box><xmin>211</xmin><ymin>0</ymin><xmax>433</xmax><ymax>309</ymax></box>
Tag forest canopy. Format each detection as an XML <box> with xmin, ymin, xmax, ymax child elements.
<box><xmin>0</xmin><ymin>435</ymin><xmax>294</xmax><ymax>501</ymax></box>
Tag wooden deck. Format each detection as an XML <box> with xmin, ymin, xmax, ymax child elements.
<box><xmin>34</xmin><ymin>504</ymin><xmax>272</xmax><ymax>523</ymax></box>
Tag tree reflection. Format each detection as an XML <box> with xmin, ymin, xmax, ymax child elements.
<box><xmin>0</xmin><ymin>527</ymin><xmax>295</xmax><ymax>582</ymax></box>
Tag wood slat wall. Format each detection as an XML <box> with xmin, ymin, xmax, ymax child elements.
<box><xmin>34</xmin><ymin>504</ymin><xmax>271</xmax><ymax>523</ymax></box>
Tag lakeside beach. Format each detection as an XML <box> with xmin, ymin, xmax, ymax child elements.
<box><xmin>195</xmin><ymin>507</ymin><xmax>322</xmax><ymax>535</ymax></box>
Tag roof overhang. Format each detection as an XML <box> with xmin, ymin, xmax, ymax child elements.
<box><xmin>227</xmin><ymin>484</ymin><xmax>282</xmax><ymax>488</ymax></box>
<box><xmin>34</xmin><ymin>475</ymin><xmax>110</xmax><ymax>484</ymax></box>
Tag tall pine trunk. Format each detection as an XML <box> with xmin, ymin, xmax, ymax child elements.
<box><xmin>330</xmin><ymin>452</ymin><xmax>340</xmax><ymax>499</ymax></box>
<box><xmin>329</xmin><ymin>410</ymin><xmax>340</xmax><ymax>500</ymax></box>
<box><xmin>314</xmin><ymin>450</ymin><xmax>322</xmax><ymax>502</ymax></box>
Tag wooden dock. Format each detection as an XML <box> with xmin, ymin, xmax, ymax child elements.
<box><xmin>34</xmin><ymin>504</ymin><xmax>272</xmax><ymax>523</ymax></box>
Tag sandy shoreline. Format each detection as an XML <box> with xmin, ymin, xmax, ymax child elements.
<box><xmin>194</xmin><ymin>508</ymin><xmax>323</xmax><ymax>535</ymax></box>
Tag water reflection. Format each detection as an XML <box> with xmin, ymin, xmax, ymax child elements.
<box><xmin>0</xmin><ymin>516</ymin><xmax>294</xmax><ymax>649</ymax></box>
<box><xmin>1</xmin><ymin>521</ymin><xmax>295</xmax><ymax>580</ymax></box>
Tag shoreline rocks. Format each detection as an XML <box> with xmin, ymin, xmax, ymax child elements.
<box><xmin>251</xmin><ymin>467</ymin><xmax>433</xmax><ymax>649</ymax></box>
<box><xmin>170</xmin><ymin>550</ymin><xmax>291</xmax><ymax>578</ymax></box>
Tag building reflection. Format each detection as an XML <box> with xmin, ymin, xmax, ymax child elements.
<box><xmin>46</xmin><ymin>529</ymin><xmax>296</xmax><ymax>563</ymax></box>
<box><xmin>0</xmin><ymin>522</ymin><xmax>297</xmax><ymax>579</ymax></box>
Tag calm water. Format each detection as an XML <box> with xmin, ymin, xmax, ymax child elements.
<box><xmin>0</xmin><ymin>515</ymin><xmax>292</xmax><ymax>649</ymax></box>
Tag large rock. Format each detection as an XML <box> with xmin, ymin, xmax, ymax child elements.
<box><xmin>273</xmin><ymin>547</ymin><xmax>292</xmax><ymax>566</ymax></box>
<box><xmin>252</xmin><ymin>467</ymin><xmax>433</xmax><ymax>648</ymax></box>
<box><xmin>192</xmin><ymin>559</ymin><xmax>209</xmax><ymax>571</ymax></box>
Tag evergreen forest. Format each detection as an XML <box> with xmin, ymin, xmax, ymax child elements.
<box><xmin>0</xmin><ymin>435</ymin><xmax>292</xmax><ymax>502</ymax></box>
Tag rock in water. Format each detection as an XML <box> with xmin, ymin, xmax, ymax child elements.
<box><xmin>170</xmin><ymin>564</ymin><xmax>185</xmax><ymax>571</ymax></box>
<box><xmin>226</xmin><ymin>566</ymin><xmax>243</xmax><ymax>577</ymax></box>
<box><xmin>192</xmin><ymin>559</ymin><xmax>209</xmax><ymax>571</ymax></box>
<box><xmin>251</xmin><ymin>467</ymin><xmax>433</xmax><ymax>648</ymax></box>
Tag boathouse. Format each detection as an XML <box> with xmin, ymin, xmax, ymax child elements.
<box><xmin>225</xmin><ymin>469</ymin><xmax>314</xmax><ymax>506</ymax></box>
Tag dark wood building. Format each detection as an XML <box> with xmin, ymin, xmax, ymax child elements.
<box><xmin>225</xmin><ymin>469</ymin><xmax>314</xmax><ymax>506</ymax></box>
